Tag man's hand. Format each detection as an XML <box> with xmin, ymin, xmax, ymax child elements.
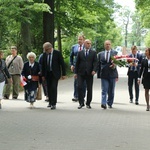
<box><xmin>42</xmin><ymin>76</ymin><xmax>45</xmax><ymax>81</ymax></box>
<box><xmin>71</xmin><ymin>65</ymin><xmax>74</xmax><ymax>72</ymax></box>
<box><xmin>137</xmin><ymin>79</ymin><xmax>140</xmax><ymax>85</ymax></box>
<box><xmin>9</xmin><ymin>78</ymin><xmax>13</xmax><ymax>83</ymax></box>
<box><xmin>74</xmin><ymin>74</ymin><xmax>77</xmax><ymax>79</ymax></box>
<box><xmin>61</xmin><ymin>76</ymin><xmax>66</xmax><ymax>80</ymax></box>
<box><xmin>91</xmin><ymin>71</ymin><xmax>96</xmax><ymax>76</ymax></box>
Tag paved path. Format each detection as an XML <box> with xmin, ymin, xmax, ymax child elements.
<box><xmin>0</xmin><ymin>67</ymin><xmax>150</xmax><ymax>150</ymax></box>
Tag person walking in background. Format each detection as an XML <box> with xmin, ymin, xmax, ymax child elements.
<box><xmin>70</xmin><ymin>35</ymin><xmax>86</xmax><ymax>102</ymax></box>
<box><xmin>38</xmin><ymin>50</ymin><xmax>48</xmax><ymax>102</ymax></box>
<box><xmin>0</xmin><ymin>51</ymin><xmax>11</xmax><ymax>109</ymax></box>
<box><xmin>22</xmin><ymin>52</ymin><xmax>40</xmax><ymax>108</ymax></box>
<box><xmin>42</xmin><ymin>42</ymin><xmax>66</xmax><ymax>110</ymax></box>
<box><xmin>138</xmin><ymin>48</ymin><xmax>150</xmax><ymax>111</ymax></box>
<box><xmin>3</xmin><ymin>46</ymin><xmax>23</xmax><ymax>99</ymax></box>
<box><xmin>97</xmin><ymin>40</ymin><xmax>118</xmax><ymax>109</ymax></box>
<box><xmin>127</xmin><ymin>46</ymin><xmax>142</xmax><ymax>105</ymax></box>
<box><xmin>75</xmin><ymin>39</ymin><xmax>97</xmax><ymax>109</ymax></box>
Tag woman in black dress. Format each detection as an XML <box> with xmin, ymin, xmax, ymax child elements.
<box><xmin>138</xmin><ymin>48</ymin><xmax>150</xmax><ymax>111</ymax></box>
<box><xmin>22</xmin><ymin>52</ymin><xmax>40</xmax><ymax>108</ymax></box>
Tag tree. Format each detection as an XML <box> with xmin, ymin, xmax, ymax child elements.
<box><xmin>145</xmin><ymin>31</ymin><xmax>150</xmax><ymax>47</ymax></box>
<box><xmin>0</xmin><ymin>0</ymin><xmax>50</xmax><ymax>60</ymax></box>
<box><xmin>43</xmin><ymin>0</ymin><xmax>54</xmax><ymax>46</ymax></box>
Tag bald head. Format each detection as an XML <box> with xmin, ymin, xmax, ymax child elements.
<box><xmin>104</xmin><ymin>40</ymin><xmax>112</xmax><ymax>51</ymax></box>
<box><xmin>84</xmin><ymin>39</ymin><xmax>92</xmax><ymax>49</ymax></box>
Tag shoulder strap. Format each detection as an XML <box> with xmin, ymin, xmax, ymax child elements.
<box><xmin>7</xmin><ymin>55</ymin><xmax>17</xmax><ymax>69</ymax></box>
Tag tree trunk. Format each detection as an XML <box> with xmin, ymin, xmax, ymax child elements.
<box><xmin>20</xmin><ymin>22</ymin><xmax>32</xmax><ymax>61</ymax></box>
<box><xmin>56</xmin><ymin>1</ymin><xmax>62</xmax><ymax>52</ymax></box>
<box><xmin>43</xmin><ymin>0</ymin><xmax>54</xmax><ymax>46</ymax></box>
<box><xmin>125</xmin><ymin>24</ymin><xmax>128</xmax><ymax>47</ymax></box>
<box><xmin>57</xmin><ymin>25</ymin><xmax>62</xmax><ymax>52</ymax></box>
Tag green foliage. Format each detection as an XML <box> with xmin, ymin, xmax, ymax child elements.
<box><xmin>0</xmin><ymin>0</ymin><xmax>123</xmax><ymax>63</ymax></box>
<box><xmin>145</xmin><ymin>31</ymin><xmax>150</xmax><ymax>47</ymax></box>
<box><xmin>135</xmin><ymin>0</ymin><xmax>150</xmax><ymax>28</ymax></box>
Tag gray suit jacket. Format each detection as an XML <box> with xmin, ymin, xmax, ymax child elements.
<box><xmin>97</xmin><ymin>50</ymin><xmax>118</xmax><ymax>78</ymax></box>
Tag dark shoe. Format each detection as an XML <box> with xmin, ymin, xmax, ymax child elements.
<box><xmin>108</xmin><ymin>105</ymin><xmax>112</xmax><ymax>109</ymax></box>
<box><xmin>135</xmin><ymin>101</ymin><xmax>139</xmax><ymax>105</ymax></box>
<box><xmin>3</xmin><ymin>95</ymin><xmax>9</xmax><ymax>99</ymax></box>
<box><xmin>72</xmin><ymin>98</ymin><xmax>78</xmax><ymax>102</ymax></box>
<box><xmin>13</xmin><ymin>97</ymin><xmax>17</xmax><ymax>99</ymax></box>
<box><xmin>78</xmin><ymin>104</ymin><xmax>85</xmax><ymax>109</ymax></box>
<box><xmin>101</xmin><ymin>104</ymin><xmax>107</xmax><ymax>109</ymax></box>
<box><xmin>0</xmin><ymin>104</ymin><xmax>1</xmax><ymax>109</ymax></box>
<box><xmin>146</xmin><ymin>108</ymin><xmax>149</xmax><ymax>111</ymax></box>
<box><xmin>130</xmin><ymin>99</ymin><xmax>133</xmax><ymax>103</ymax></box>
<box><xmin>47</xmin><ymin>104</ymin><xmax>51</xmax><ymax>107</ymax></box>
<box><xmin>45</xmin><ymin>99</ymin><xmax>49</xmax><ymax>102</ymax></box>
<box><xmin>51</xmin><ymin>105</ymin><xmax>56</xmax><ymax>110</ymax></box>
<box><xmin>86</xmin><ymin>105</ymin><xmax>92</xmax><ymax>109</ymax></box>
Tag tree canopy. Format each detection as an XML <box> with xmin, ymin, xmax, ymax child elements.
<box><xmin>0</xmin><ymin>0</ymin><xmax>123</xmax><ymax>60</ymax></box>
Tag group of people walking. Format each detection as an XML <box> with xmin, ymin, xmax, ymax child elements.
<box><xmin>70</xmin><ymin>35</ymin><xmax>150</xmax><ymax>111</ymax></box>
<box><xmin>0</xmin><ymin>38</ymin><xmax>150</xmax><ymax>111</ymax></box>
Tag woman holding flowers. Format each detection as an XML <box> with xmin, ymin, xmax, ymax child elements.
<box><xmin>138</xmin><ymin>48</ymin><xmax>150</xmax><ymax>111</ymax></box>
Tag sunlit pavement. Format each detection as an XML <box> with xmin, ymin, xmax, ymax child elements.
<box><xmin>0</xmin><ymin>67</ymin><xmax>149</xmax><ymax>150</ymax></box>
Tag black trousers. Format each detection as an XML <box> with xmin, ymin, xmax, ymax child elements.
<box><xmin>77</xmin><ymin>74</ymin><xmax>93</xmax><ymax>106</ymax></box>
<box><xmin>46</xmin><ymin>72</ymin><xmax>58</xmax><ymax>106</ymax></box>
<box><xmin>128</xmin><ymin>71</ymin><xmax>139</xmax><ymax>101</ymax></box>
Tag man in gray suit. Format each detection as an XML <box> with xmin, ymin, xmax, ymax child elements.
<box><xmin>75</xmin><ymin>39</ymin><xmax>97</xmax><ymax>109</ymax></box>
<box><xmin>97</xmin><ymin>40</ymin><xmax>118</xmax><ymax>109</ymax></box>
<box><xmin>70</xmin><ymin>35</ymin><xmax>86</xmax><ymax>102</ymax></box>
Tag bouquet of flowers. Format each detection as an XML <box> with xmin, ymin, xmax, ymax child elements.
<box><xmin>110</xmin><ymin>55</ymin><xmax>139</xmax><ymax>68</ymax></box>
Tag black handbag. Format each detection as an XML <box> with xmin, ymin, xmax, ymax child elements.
<box><xmin>1</xmin><ymin>69</ymin><xmax>8</xmax><ymax>84</ymax></box>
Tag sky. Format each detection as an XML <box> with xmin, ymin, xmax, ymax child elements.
<box><xmin>114</xmin><ymin>0</ymin><xmax>135</xmax><ymax>10</ymax></box>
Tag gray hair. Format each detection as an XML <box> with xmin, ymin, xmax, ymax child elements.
<box><xmin>43</xmin><ymin>42</ymin><xmax>53</xmax><ymax>49</ymax></box>
<box><xmin>11</xmin><ymin>46</ymin><xmax>17</xmax><ymax>50</ymax></box>
<box><xmin>27</xmin><ymin>52</ymin><xmax>36</xmax><ymax>59</ymax></box>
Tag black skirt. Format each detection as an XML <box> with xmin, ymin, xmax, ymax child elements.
<box><xmin>142</xmin><ymin>73</ymin><xmax>150</xmax><ymax>89</ymax></box>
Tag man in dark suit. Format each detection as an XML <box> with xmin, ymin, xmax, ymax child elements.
<box><xmin>42</xmin><ymin>42</ymin><xmax>66</xmax><ymax>110</ymax></box>
<box><xmin>97</xmin><ymin>40</ymin><xmax>118</xmax><ymax>109</ymax></box>
<box><xmin>70</xmin><ymin>35</ymin><xmax>86</xmax><ymax>102</ymax></box>
<box><xmin>75</xmin><ymin>39</ymin><xmax>97</xmax><ymax>109</ymax></box>
<box><xmin>127</xmin><ymin>46</ymin><xmax>142</xmax><ymax>105</ymax></box>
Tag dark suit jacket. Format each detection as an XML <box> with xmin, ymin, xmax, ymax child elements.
<box><xmin>75</xmin><ymin>49</ymin><xmax>97</xmax><ymax>76</ymax></box>
<box><xmin>97</xmin><ymin>50</ymin><xmax>118</xmax><ymax>79</ymax></box>
<box><xmin>127</xmin><ymin>53</ymin><xmax>142</xmax><ymax>76</ymax></box>
<box><xmin>42</xmin><ymin>50</ymin><xmax>66</xmax><ymax>80</ymax></box>
<box><xmin>139</xmin><ymin>58</ymin><xmax>150</xmax><ymax>80</ymax></box>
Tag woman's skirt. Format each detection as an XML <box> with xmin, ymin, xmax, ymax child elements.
<box><xmin>25</xmin><ymin>89</ymin><xmax>37</xmax><ymax>103</ymax></box>
<box><xmin>142</xmin><ymin>77</ymin><xmax>150</xmax><ymax>89</ymax></box>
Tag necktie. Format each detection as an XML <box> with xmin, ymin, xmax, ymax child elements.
<box><xmin>47</xmin><ymin>53</ymin><xmax>51</xmax><ymax>72</ymax></box>
<box><xmin>132</xmin><ymin>54</ymin><xmax>136</xmax><ymax>71</ymax></box>
<box><xmin>79</xmin><ymin>45</ymin><xmax>82</xmax><ymax>51</ymax></box>
<box><xmin>86</xmin><ymin>50</ymin><xmax>88</xmax><ymax>57</ymax></box>
<box><xmin>106</xmin><ymin>51</ymin><xmax>109</xmax><ymax>62</ymax></box>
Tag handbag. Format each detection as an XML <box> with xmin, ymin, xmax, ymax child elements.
<box><xmin>1</xmin><ymin>69</ymin><xmax>8</xmax><ymax>84</ymax></box>
<box><xmin>36</xmin><ymin>84</ymin><xmax>42</xmax><ymax>100</ymax></box>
